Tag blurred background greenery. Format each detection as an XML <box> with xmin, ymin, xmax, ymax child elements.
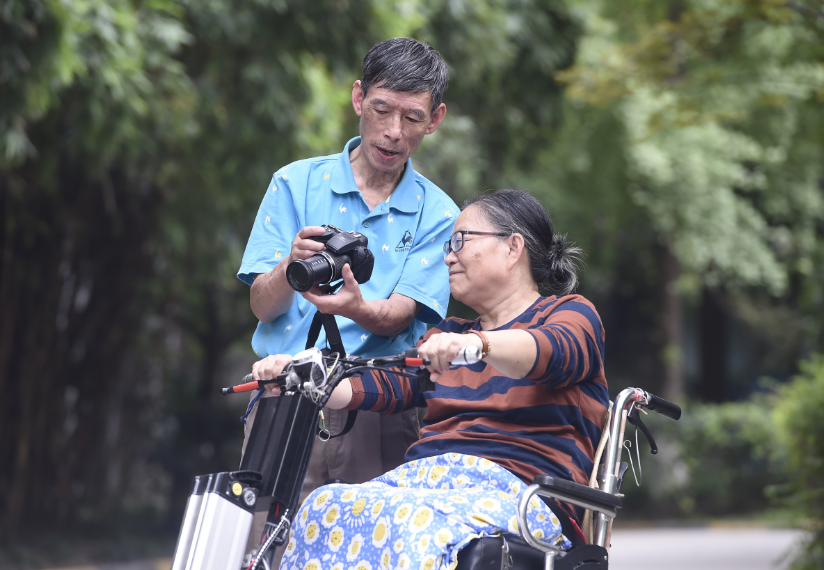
<box><xmin>1</xmin><ymin>0</ymin><xmax>823</xmax><ymax>567</ymax></box>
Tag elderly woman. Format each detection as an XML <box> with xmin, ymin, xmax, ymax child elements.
<box><xmin>254</xmin><ymin>189</ymin><xmax>608</xmax><ymax>570</ymax></box>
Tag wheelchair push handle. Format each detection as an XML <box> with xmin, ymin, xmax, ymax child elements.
<box><xmin>643</xmin><ymin>391</ymin><xmax>681</xmax><ymax>420</ymax></box>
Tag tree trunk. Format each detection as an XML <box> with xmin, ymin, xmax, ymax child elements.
<box><xmin>0</xmin><ymin>106</ymin><xmax>161</xmax><ymax>536</ymax></box>
<box><xmin>699</xmin><ymin>287</ymin><xmax>727</xmax><ymax>402</ymax></box>
<box><xmin>657</xmin><ymin>243</ymin><xmax>684</xmax><ymax>400</ymax></box>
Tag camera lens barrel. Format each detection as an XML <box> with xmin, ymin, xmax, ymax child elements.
<box><xmin>286</xmin><ymin>252</ymin><xmax>335</xmax><ymax>292</ymax></box>
<box><xmin>285</xmin><ymin>227</ymin><xmax>373</xmax><ymax>291</ymax></box>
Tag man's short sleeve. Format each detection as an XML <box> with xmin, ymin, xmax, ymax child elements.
<box><xmin>393</xmin><ymin>196</ymin><xmax>457</xmax><ymax>324</ymax></box>
<box><xmin>237</xmin><ymin>173</ymin><xmax>301</xmax><ymax>286</ymax></box>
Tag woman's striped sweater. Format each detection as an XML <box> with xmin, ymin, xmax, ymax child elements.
<box><xmin>345</xmin><ymin>294</ymin><xmax>609</xmax><ymax>490</ymax></box>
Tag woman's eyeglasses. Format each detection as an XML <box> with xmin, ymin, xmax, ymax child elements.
<box><xmin>443</xmin><ymin>230</ymin><xmax>511</xmax><ymax>259</ymax></box>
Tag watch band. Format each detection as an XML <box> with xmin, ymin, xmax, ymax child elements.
<box><xmin>464</xmin><ymin>329</ymin><xmax>490</xmax><ymax>359</ymax></box>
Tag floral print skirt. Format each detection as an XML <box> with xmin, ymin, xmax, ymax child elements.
<box><xmin>280</xmin><ymin>453</ymin><xmax>571</xmax><ymax>570</ymax></box>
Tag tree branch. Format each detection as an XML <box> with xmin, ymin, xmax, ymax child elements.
<box><xmin>786</xmin><ymin>1</ymin><xmax>824</xmax><ymax>23</ymax></box>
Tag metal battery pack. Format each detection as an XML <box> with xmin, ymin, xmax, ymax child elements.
<box><xmin>170</xmin><ymin>470</ymin><xmax>261</xmax><ymax>570</ymax></box>
<box><xmin>170</xmin><ymin>388</ymin><xmax>323</xmax><ymax>569</ymax></box>
<box><xmin>171</xmin><ymin>474</ymin><xmax>210</xmax><ymax>570</ymax></box>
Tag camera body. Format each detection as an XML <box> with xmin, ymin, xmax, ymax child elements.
<box><xmin>286</xmin><ymin>225</ymin><xmax>375</xmax><ymax>292</ymax></box>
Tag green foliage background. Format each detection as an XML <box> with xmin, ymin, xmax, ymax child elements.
<box><xmin>774</xmin><ymin>355</ymin><xmax>824</xmax><ymax>569</ymax></box>
<box><xmin>1</xmin><ymin>0</ymin><xmax>823</xmax><ymax>564</ymax></box>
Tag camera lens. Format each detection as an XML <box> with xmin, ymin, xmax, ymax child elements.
<box><xmin>286</xmin><ymin>255</ymin><xmax>333</xmax><ymax>292</ymax></box>
<box><xmin>286</xmin><ymin>260</ymin><xmax>312</xmax><ymax>292</ymax></box>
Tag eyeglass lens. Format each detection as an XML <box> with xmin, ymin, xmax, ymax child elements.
<box><xmin>451</xmin><ymin>232</ymin><xmax>464</xmax><ymax>253</ymax></box>
<box><xmin>443</xmin><ymin>231</ymin><xmax>464</xmax><ymax>258</ymax></box>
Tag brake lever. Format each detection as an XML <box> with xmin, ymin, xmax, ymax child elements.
<box><xmin>221</xmin><ymin>371</ymin><xmax>290</xmax><ymax>395</ymax></box>
<box><xmin>627</xmin><ymin>408</ymin><xmax>658</xmax><ymax>455</ymax></box>
<box><xmin>416</xmin><ymin>368</ymin><xmax>436</xmax><ymax>393</ymax></box>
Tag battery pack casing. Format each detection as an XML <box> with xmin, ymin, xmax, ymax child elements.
<box><xmin>171</xmin><ymin>474</ymin><xmax>210</xmax><ymax>570</ymax></box>
<box><xmin>170</xmin><ymin>471</ymin><xmax>261</xmax><ymax>570</ymax></box>
<box><xmin>240</xmin><ymin>390</ymin><xmax>321</xmax><ymax>515</ymax></box>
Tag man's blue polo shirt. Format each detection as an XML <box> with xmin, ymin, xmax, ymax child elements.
<box><xmin>238</xmin><ymin>137</ymin><xmax>459</xmax><ymax>359</ymax></box>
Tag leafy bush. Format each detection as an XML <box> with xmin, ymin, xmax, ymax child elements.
<box><xmin>773</xmin><ymin>355</ymin><xmax>824</xmax><ymax>569</ymax></box>
<box><xmin>621</xmin><ymin>394</ymin><xmax>786</xmax><ymax>520</ymax></box>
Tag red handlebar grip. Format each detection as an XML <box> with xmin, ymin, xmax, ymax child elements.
<box><xmin>405</xmin><ymin>358</ymin><xmax>425</xmax><ymax>367</ymax></box>
<box><xmin>231</xmin><ymin>380</ymin><xmax>262</xmax><ymax>393</ymax></box>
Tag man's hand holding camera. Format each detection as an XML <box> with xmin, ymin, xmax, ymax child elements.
<box><xmin>289</xmin><ymin>226</ymin><xmax>328</xmax><ymax>262</ymax></box>
<box><xmin>301</xmin><ymin>263</ymin><xmax>368</xmax><ymax>322</ymax></box>
<box><xmin>252</xmin><ymin>223</ymin><xmax>419</xmax><ymax>337</ymax></box>
<box><xmin>249</xmin><ymin>225</ymin><xmax>329</xmax><ymax>324</ymax></box>
<box><xmin>287</xmin><ymin>227</ymin><xmax>374</xmax><ymax>319</ymax></box>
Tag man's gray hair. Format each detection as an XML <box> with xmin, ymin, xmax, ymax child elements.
<box><xmin>361</xmin><ymin>38</ymin><xmax>449</xmax><ymax>113</ymax></box>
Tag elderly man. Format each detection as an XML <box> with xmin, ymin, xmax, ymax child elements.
<box><xmin>237</xmin><ymin>37</ymin><xmax>458</xmax><ymax>558</ymax></box>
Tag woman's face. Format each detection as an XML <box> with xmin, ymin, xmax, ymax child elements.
<box><xmin>444</xmin><ymin>206</ymin><xmax>509</xmax><ymax>306</ymax></box>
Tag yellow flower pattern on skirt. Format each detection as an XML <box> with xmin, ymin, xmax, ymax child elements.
<box><xmin>280</xmin><ymin>453</ymin><xmax>570</xmax><ymax>570</ymax></box>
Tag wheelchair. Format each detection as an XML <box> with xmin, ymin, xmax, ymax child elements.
<box><xmin>456</xmin><ymin>385</ymin><xmax>680</xmax><ymax>570</ymax></box>
<box><xmin>169</xmin><ymin>345</ymin><xmax>681</xmax><ymax>570</ymax></box>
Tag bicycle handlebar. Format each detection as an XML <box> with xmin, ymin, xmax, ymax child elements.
<box><xmin>643</xmin><ymin>391</ymin><xmax>681</xmax><ymax>420</ymax></box>
<box><xmin>220</xmin><ymin>345</ymin><xmax>467</xmax><ymax>398</ymax></box>
<box><xmin>221</xmin><ymin>372</ymin><xmax>289</xmax><ymax>395</ymax></box>
<box><xmin>221</xmin><ymin>345</ymin><xmax>485</xmax><ymax>397</ymax></box>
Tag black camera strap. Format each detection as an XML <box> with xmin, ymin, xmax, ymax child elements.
<box><xmin>305</xmin><ymin>287</ymin><xmax>358</xmax><ymax>440</ymax></box>
<box><xmin>306</xmin><ymin>311</ymin><xmax>347</xmax><ymax>358</ymax></box>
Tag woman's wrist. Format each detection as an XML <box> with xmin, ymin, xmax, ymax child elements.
<box><xmin>463</xmin><ymin>330</ymin><xmax>490</xmax><ymax>359</ymax></box>
<box><xmin>327</xmin><ymin>378</ymin><xmax>354</xmax><ymax>409</ymax></box>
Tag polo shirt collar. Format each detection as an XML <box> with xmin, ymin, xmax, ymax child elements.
<box><xmin>331</xmin><ymin>137</ymin><xmax>420</xmax><ymax>214</ymax></box>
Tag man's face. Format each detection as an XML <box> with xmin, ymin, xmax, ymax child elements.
<box><xmin>352</xmin><ymin>81</ymin><xmax>446</xmax><ymax>174</ymax></box>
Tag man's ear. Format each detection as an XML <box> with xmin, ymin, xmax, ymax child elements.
<box><xmin>425</xmin><ymin>103</ymin><xmax>447</xmax><ymax>135</ymax></box>
<box><xmin>352</xmin><ymin>80</ymin><xmax>365</xmax><ymax>117</ymax></box>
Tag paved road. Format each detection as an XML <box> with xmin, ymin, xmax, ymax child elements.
<box><xmin>42</xmin><ymin>562</ymin><xmax>170</xmax><ymax>570</ymax></box>
<box><xmin>41</xmin><ymin>527</ymin><xmax>807</xmax><ymax>570</ymax></box>
<box><xmin>609</xmin><ymin>527</ymin><xmax>806</xmax><ymax>570</ymax></box>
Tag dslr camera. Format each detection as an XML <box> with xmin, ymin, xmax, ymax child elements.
<box><xmin>286</xmin><ymin>225</ymin><xmax>375</xmax><ymax>292</ymax></box>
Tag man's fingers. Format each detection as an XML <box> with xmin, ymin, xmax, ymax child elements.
<box><xmin>251</xmin><ymin>354</ymin><xmax>293</xmax><ymax>383</ymax></box>
<box><xmin>291</xmin><ymin>227</ymin><xmax>327</xmax><ymax>260</ymax></box>
<box><xmin>299</xmin><ymin>226</ymin><xmax>326</xmax><ymax>236</ymax></box>
<box><xmin>300</xmin><ymin>287</ymin><xmax>323</xmax><ymax>305</ymax></box>
<box><xmin>296</xmin><ymin>239</ymin><xmax>325</xmax><ymax>250</ymax></box>
<box><xmin>292</xmin><ymin>242</ymin><xmax>325</xmax><ymax>258</ymax></box>
<box><xmin>341</xmin><ymin>264</ymin><xmax>356</xmax><ymax>285</ymax></box>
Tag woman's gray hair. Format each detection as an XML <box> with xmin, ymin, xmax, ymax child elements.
<box><xmin>463</xmin><ymin>189</ymin><xmax>583</xmax><ymax>295</ymax></box>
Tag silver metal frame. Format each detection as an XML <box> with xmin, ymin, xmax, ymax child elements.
<box><xmin>185</xmin><ymin>491</ymin><xmax>255</xmax><ymax>570</ymax></box>
<box><xmin>516</xmin><ymin>387</ymin><xmax>648</xmax><ymax>568</ymax></box>
<box><xmin>170</xmin><ymin>476</ymin><xmax>209</xmax><ymax>570</ymax></box>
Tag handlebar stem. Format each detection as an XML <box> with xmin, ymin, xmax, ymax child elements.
<box><xmin>594</xmin><ymin>387</ymin><xmax>644</xmax><ymax>546</ymax></box>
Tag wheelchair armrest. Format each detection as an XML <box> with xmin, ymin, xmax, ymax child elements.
<box><xmin>531</xmin><ymin>476</ymin><xmax>622</xmax><ymax>513</ymax></box>
<box><xmin>517</xmin><ymin>478</ymin><xmax>620</xmax><ymax>556</ymax></box>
